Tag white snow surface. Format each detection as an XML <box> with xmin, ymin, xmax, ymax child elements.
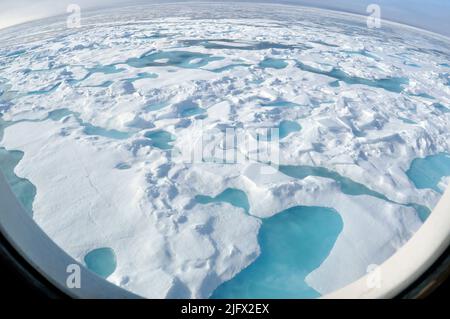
<box><xmin>1</xmin><ymin>3</ymin><xmax>450</xmax><ymax>297</ymax></box>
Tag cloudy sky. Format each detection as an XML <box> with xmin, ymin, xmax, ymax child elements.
<box><xmin>0</xmin><ymin>0</ymin><xmax>449</xmax><ymax>36</ymax></box>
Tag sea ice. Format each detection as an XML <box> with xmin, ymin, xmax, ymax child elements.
<box><xmin>0</xmin><ymin>3</ymin><xmax>449</xmax><ymax>298</ymax></box>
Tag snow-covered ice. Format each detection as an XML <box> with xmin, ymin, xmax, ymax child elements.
<box><xmin>0</xmin><ymin>3</ymin><xmax>450</xmax><ymax>298</ymax></box>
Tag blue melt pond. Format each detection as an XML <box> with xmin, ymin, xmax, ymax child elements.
<box><xmin>211</xmin><ymin>206</ymin><xmax>343</xmax><ymax>299</ymax></box>
<box><xmin>260</xmin><ymin>100</ymin><xmax>301</xmax><ymax>108</ymax></box>
<box><xmin>88</xmin><ymin>65</ymin><xmax>125</xmax><ymax>75</ymax></box>
<box><xmin>296</xmin><ymin>61</ymin><xmax>408</xmax><ymax>93</ymax></box>
<box><xmin>433</xmin><ymin>103</ymin><xmax>450</xmax><ymax>113</ymax></box>
<box><xmin>196</xmin><ymin>188</ymin><xmax>250</xmax><ymax>214</ymax></box>
<box><xmin>0</xmin><ymin>148</ymin><xmax>36</xmax><ymax>215</ymax></box>
<box><xmin>180</xmin><ymin>105</ymin><xmax>206</xmax><ymax>117</ymax></box>
<box><xmin>258</xmin><ymin>120</ymin><xmax>302</xmax><ymax>141</ymax></box>
<box><xmin>145</xmin><ymin>101</ymin><xmax>169</xmax><ymax>112</ymax></box>
<box><xmin>406</xmin><ymin>153</ymin><xmax>450</xmax><ymax>193</ymax></box>
<box><xmin>126</xmin><ymin>72</ymin><xmax>158</xmax><ymax>83</ymax></box>
<box><xmin>279</xmin><ymin>164</ymin><xmax>431</xmax><ymax>222</ymax></box>
<box><xmin>115</xmin><ymin>162</ymin><xmax>131</xmax><ymax>170</ymax></box>
<box><xmin>82</xmin><ymin>123</ymin><xmax>130</xmax><ymax>140</ymax></box>
<box><xmin>47</xmin><ymin>108</ymin><xmax>131</xmax><ymax>140</ymax></box>
<box><xmin>126</xmin><ymin>50</ymin><xmax>223</xmax><ymax>69</ymax></box>
<box><xmin>210</xmin><ymin>63</ymin><xmax>251</xmax><ymax>73</ymax></box>
<box><xmin>177</xmin><ymin>100</ymin><xmax>206</xmax><ymax>118</ymax></box>
<box><xmin>279</xmin><ymin>165</ymin><xmax>385</xmax><ymax>199</ymax></box>
<box><xmin>84</xmin><ymin>247</ymin><xmax>117</xmax><ymax>278</ymax></box>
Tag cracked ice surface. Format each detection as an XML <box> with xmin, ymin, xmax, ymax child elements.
<box><xmin>1</xmin><ymin>3</ymin><xmax>450</xmax><ymax>297</ymax></box>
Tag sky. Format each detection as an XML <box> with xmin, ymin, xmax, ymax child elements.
<box><xmin>0</xmin><ymin>0</ymin><xmax>449</xmax><ymax>36</ymax></box>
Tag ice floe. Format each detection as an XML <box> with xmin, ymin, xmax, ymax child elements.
<box><xmin>0</xmin><ymin>3</ymin><xmax>450</xmax><ymax>298</ymax></box>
